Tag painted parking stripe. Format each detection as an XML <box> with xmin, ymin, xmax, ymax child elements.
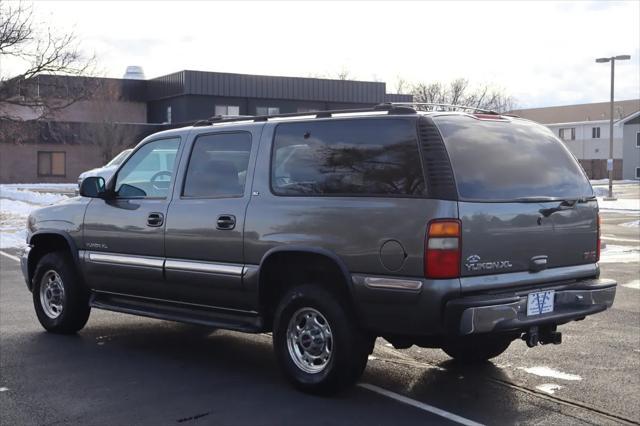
<box><xmin>0</xmin><ymin>251</ymin><xmax>20</xmax><ymax>262</ymax></box>
<box><xmin>358</xmin><ymin>383</ymin><xmax>484</xmax><ymax>426</ymax></box>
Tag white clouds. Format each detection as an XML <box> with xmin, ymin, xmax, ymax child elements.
<box><xmin>20</xmin><ymin>1</ymin><xmax>640</xmax><ymax>107</ymax></box>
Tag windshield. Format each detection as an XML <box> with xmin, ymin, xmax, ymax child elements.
<box><xmin>434</xmin><ymin>116</ymin><xmax>594</xmax><ymax>201</ymax></box>
<box><xmin>105</xmin><ymin>149</ymin><xmax>133</xmax><ymax>167</ymax></box>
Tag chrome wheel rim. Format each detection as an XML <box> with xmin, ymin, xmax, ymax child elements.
<box><xmin>286</xmin><ymin>307</ymin><xmax>333</xmax><ymax>374</ymax></box>
<box><xmin>39</xmin><ymin>270</ymin><xmax>65</xmax><ymax>319</ymax></box>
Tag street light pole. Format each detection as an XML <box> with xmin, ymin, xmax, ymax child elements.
<box><xmin>596</xmin><ymin>54</ymin><xmax>631</xmax><ymax>200</ymax></box>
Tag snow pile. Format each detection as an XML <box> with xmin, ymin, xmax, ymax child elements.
<box><xmin>599</xmin><ymin>244</ymin><xmax>640</xmax><ymax>264</ymax></box>
<box><xmin>0</xmin><ymin>187</ymin><xmax>68</xmax><ymax>204</ymax></box>
<box><xmin>597</xmin><ymin>197</ymin><xmax>640</xmax><ymax>212</ymax></box>
<box><xmin>0</xmin><ymin>185</ymin><xmax>72</xmax><ymax>249</ymax></box>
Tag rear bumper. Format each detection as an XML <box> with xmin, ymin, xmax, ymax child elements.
<box><xmin>445</xmin><ymin>278</ymin><xmax>616</xmax><ymax>335</ymax></box>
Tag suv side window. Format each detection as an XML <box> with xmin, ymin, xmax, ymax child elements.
<box><xmin>182</xmin><ymin>132</ymin><xmax>252</xmax><ymax>198</ymax></box>
<box><xmin>271</xmin><ymin>119</ymin><xmax>425</xmax><ymax>196</ymax></box>
<box><xmin>115</xmin><ymin>138</ymin><xmax>180</xmax><ymax>198</ymax></box>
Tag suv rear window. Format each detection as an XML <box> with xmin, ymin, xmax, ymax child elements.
<box><xmin>271</xmin><ymin>119</ymin><xmax>425</xmax><ymax>196</ymax></box>
<box><xmin>433</xmin><ymin>116</ymin><xmax>594</xmax><ymax>201</ymax></box>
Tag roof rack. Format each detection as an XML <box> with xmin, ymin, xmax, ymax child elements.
<box><xmin>387</xmin><ymin>102</ymin><xmax>500</xmax><ymax>115</ymax></box>
<box><xmin>192</xmin><ymin>103</ymin><xmax>416</xmax><ymax>127</ymax></box>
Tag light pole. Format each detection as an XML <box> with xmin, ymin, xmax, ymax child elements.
<box><xmin>595</xmin><ymin>54</ymin><xmax>630</xmax><ymax>200</ymax></box>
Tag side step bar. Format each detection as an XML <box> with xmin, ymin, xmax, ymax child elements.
<box><xmin>90</xmin><ymin>292</ymin><xmax>264</xmax><ymax>333</ymax></box>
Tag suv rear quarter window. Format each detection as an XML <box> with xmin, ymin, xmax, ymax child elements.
<box><xmin>271</xmin><ymin>118</ymin><xmax>425</xmax><ymax>197</ymax></box>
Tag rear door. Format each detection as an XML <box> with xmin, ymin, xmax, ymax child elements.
<box><xmin>433</xmin><ymin>115</ymin><xmax>597</xmax><ymax>281</ymax></box>
<box><xmin>163</xmin><ymin>128</ymin><xmax>259</xmax><ymax>309</ymax></box>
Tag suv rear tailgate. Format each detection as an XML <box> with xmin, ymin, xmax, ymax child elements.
<box><xmin>433</xmin><ymin>114</ymin><xmax>598</xmax><ymax>286</ymax></box>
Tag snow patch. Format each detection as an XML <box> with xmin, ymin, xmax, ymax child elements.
<box><xmin>599</xmin><ymin>245</ymin><xmax>640</xmax><ymax>264</ymax></box>
<box><xmin>519</xmin><ymin>366</ymin><xmax>582</xmax><ymax>381</ymax></box>
<box><xmin>597</xmin><ymin>197</ymin><xmax>640</xmax><ymax>212</ymax></box>
<box><xmin>621</xmin><ymin>220</ymin><xmax>640</xmax><ymax>228</ymax></box>
<box><xmin>536</xmin><ymin>383</ymin><xmax>563</xmax><ymax>394</ymax></box>
<box><xmin>623</xmin><ymin>280</ymin><xmax>640</xmax><ymax>290</ymax></box>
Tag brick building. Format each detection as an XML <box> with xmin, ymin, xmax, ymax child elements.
<box><xmin>0</xmin><ymin>70</ymin><xmax>410</xmax><ymax>183</ymax></box>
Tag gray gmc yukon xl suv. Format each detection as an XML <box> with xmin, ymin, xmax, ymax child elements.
<box><xmin>21</xmin><ymin>103</ymin><xmax>617</xmax><ymax>394</ymax></box>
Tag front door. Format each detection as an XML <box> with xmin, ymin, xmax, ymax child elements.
<box><xmin>82</xmin><ymin>137</ymin><xmax>182</xmax><ymax>299</ymax></box>
<box><xmin>164</xmin><ymin>130</ymin><xmax>256</xmax><ymax>309</ymax></box>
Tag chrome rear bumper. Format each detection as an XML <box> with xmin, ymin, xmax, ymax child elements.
<box><xmin>446</xmin><ymin>279</ymin><xmax>616</xmax><ymax>335</ymax></box>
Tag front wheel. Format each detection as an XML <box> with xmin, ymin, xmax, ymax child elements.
<box><xmin>273</xmin><ymin>285</ymin><xmax>372</xmax><ymax>394</ymax></box>
<box><xmin>32</xmin><ymin>251</ymin><xmax>91</xmax><ymax>334</ymax></box>
<box><xmin>441</xmin><ymin>334</ymin><xmax>514</xmax><ymax>363</ymax></box>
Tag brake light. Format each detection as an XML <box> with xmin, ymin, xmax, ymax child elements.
<box><xmin>596</xmin><ymin>213</ymin><xmax>601</xmax><ymax>262</ymax></box>
<box><xmin>425</xmin><ymin>219</ymin><xmax>461</xmax><ymax>278</ymax></box>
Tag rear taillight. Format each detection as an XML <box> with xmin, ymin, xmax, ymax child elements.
<box><xmin>596</xmin><ymin>213</ymin><xmax>601</xmax><ymax>262</ymax></box>
<box><xmin>425</xmin><ymin>219</ymin><xmax>461</xmax><ymax>279</ymax></box>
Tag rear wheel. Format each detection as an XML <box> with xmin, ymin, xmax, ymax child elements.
<box><xmin>273</xmin><ymin>285</ymin><xmax>372</xmax><ymax>394</ymax></box>
<box><xmin>441</xmin><ymin>334</ymin><xmax>514</xmax><ymax>363</ymax></box>
<box><xmin>32</xmin><ymin>251</ymin><xmax>90</xmax><ymax>334</ymax></box>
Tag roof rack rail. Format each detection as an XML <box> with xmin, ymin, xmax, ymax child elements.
<box><xmin>385</xmin><ymin>102</ymin><xmax>500</xmax><ymax>115</ymax></box>
<box><xmin>192</xmin><ymin>103</ymin><xmax>416</xmax><ymax>127</ymax></box>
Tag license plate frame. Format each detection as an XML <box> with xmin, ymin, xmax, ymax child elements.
<box><xmin>527</xmin><ymin>290</ymin><xmax>555</xmax><ymax>316</ymax></box>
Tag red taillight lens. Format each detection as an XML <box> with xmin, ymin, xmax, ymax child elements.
<box><xmin>425</xmin><ymin>219</ymin><xmax>461</xmax><ymax>278</ymax></box>
<box><xmin>596</xmin><ymin>213</ymin><xmax>601</xmax><ymax>262</ymax></box>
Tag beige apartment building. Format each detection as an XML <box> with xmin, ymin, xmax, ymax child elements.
<box><xmin>512</xmin><ymin>99</ymin><xmax>640</xmax><ymax>180</ymax></box>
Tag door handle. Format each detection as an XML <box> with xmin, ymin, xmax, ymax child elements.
<box><xmin>147</xmin><ymin>212</ymin><xmax>164</xmax><ymax>227</ymax></box>
<box><xmin>216</xmin><ymin>215</ymin><xmax>236</xmax><ymax>230</ymax></box>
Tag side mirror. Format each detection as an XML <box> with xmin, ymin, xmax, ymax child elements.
<box><xmin>79</xmin><ymin>176</ymin><xmax>107</xmax><ymax>198</ymax></box>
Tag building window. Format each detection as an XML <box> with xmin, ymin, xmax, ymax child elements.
<box><xmin>37</xmin><ymin>151</ymin><xmax>66</xmax><ymax>177</ymax></box>
<box><xmin>256</xmin><ymin>106</ymin><xmax>280</xmax><ymax>116</ymax></box>
<box><xmin>214</xmin><ymin>105</ymin><xmax>240</xmax><ymax>116</ymax></box>
<box><xmin>559</xmin><ymin>128</ymin><xmax>575</xmax><ymax>141</ymax></box>
<box><xmin>166</xmin><ymin>106</ymin><xmax>172</xmax><ymax>124</ymax></box>
<box><xmin>636</xmin><ymin>131</ymin><xmax>640</xmax><ymax>148</ymax></box>
<box><xmin>592</xmin><ymin>127</ymin><xmax>600</xmax><ymax>138</ymax></box>
<box><xmin>636</xmin><ymin>167</ymin><xmax>640</xmax><ymax>179</ymax></box>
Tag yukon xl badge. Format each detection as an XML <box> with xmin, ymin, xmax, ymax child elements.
<box><xmin>465</xmin><ymin>254</ymin><xmax>513</xmax><ymax>272</ymax></box>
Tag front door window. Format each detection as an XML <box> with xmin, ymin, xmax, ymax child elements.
<box><xmin>115</xmin><ymin>138</ymin><xmax>180</xmax><ymax>198</ymax></box>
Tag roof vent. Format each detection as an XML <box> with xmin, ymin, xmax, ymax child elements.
<box><xmin>123</xmin><ymin>66</ymin><xmax>145</xmax><ymax>80</ymax></box>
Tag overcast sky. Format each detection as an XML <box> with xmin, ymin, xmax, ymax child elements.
<box><xmin>26</xmin><ymin>1</ymin><xmax>640</xmax><ymax>108</ymax></box>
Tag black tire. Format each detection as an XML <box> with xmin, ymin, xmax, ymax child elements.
<box><xmin>441</xmin><ymin>334</ymin><xmax>514</xmax><ymax>363</ymax></box>
<box><xmin>32</xmin><ymin>251</ymin><xmax>90</xmax><ymax>334</ymax></box>
<box><xmin>273</xmin><ymin>284</ymin><xmax>372</xmax><ymax>395</ymax></box>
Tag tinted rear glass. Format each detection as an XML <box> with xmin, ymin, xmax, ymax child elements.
<box><xmin>434</xmin><ymin>116</ymin><xmax>593</xmax><ymax>201</ymax></box>
<box><xmin>271</xmin><ymin>119</ymin><xmax>425</xmax><ymax>196</ymax></box>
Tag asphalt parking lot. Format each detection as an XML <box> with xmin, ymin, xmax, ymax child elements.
<box><xmin>1</xmin><ymin>188</ymin><xmax>638</xmax><ymax>425</ymax></box>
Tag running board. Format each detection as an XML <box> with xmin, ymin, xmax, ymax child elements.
<box><xmin>90</xmin><ymin>292</ymin><xmax>264</xmax><ymax>333</ymax></box>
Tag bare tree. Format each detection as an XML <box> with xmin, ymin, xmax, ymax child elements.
<box><xmin>411</xmin><ymin>78</ymin><xmax>516</xmax><ymax>112</ymax></box>
<box><xmin>0</xmin><ymin>1</ymin><xmax>95</xmax><ymax>124</ymax></box>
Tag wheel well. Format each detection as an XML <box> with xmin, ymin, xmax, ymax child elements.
<box><xmin>258</xmin><ymin>251</ymin><xmax>355</xmax><ymax>329</ymax></box>
<box><xmin>28</xmin><ymin>234</ymin><xmax>74</xmax><ymax>289</ymax></box>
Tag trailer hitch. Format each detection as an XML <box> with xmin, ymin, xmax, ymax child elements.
<box><xmin>522</xmin><ymin>325</ymin><xmax>562</xmax><ymax>347</ymax></box>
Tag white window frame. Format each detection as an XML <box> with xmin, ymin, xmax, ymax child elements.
<box><xmin>166</xmin><ymin>106</ymin><xmax>172</xmax><ymax>124</ymax></box>
<box><xmin>592</xmin><ymin>127</ymin><xmax>600</xmax><ymax>139</ymax></box>
<box><xmin>559</xmin><ymin>127</ymin><xmax>575</xmax><ymax>141</ymax></box>
<box><xmin>215</xmin><ymin>105</ymin><xmax>240</xmax><ymax>116</ymax></box>
<box><xmin>636</xmin><ymin>167</ymin><xmax>640</xmax><ymax>179</ymax></box>
<box><xmin>636</xmin><ymin>131</ymin><xmax>640</xmax><ymax>148</ymax></box>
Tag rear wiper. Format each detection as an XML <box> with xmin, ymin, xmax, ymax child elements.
<box><xmin>539</xmin><ymin>197</ymin><xmax>594</xmax><ymax>217</ymax></box>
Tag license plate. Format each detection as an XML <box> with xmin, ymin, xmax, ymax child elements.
<box><xmin>527</xmin><ymin>290</ymin><xmax>555</xmax><ymax>316</ymax></box>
